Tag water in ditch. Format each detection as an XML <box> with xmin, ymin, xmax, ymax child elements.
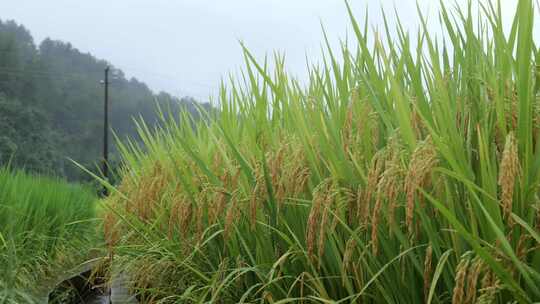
<box><xmin>48</xmin><ymin>270</ymin><xmax>137</xmax><ymax>304</ymax></box>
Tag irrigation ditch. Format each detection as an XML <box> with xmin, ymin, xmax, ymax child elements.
<box><xmin>46</xmin><ymin>259</ymin><xmax>137</xmax><ymax>304</ymax></box>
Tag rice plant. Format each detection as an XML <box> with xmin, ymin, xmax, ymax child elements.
<box><xmin>103</xmin><ymin>0</ymin><xmax>540</xmax><ymax>302</ymax></box>
<box><xmin>0</xmin><ymin>167</ymin><xmax>97</xmax><ymax>303</ymax></box>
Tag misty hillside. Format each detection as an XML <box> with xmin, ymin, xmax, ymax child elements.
<box><xmin>0</xmin><ymin>19</ymin><xmax>209</xmax><ymax>180</ymax></box>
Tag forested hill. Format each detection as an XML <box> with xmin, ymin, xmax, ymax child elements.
<box><xmin>0</xmin><ymin>19</ymin><xmax>209</xmax><ymax>180</ymax></box>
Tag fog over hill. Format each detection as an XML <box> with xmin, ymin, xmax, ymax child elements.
<box><xmin>0</xmin><ymin>19</ymin><xmax>208</xmax><ymax>180</ymax></box>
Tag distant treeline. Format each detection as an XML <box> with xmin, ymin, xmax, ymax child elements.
<box><xmin>0</xmin><ymin>19</ymin><xmax>210</xmax><ymax>180</ymax></box>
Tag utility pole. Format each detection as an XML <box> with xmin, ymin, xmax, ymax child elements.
<box><xmin>102</xmin><ymin>66</ymin><xmax>110</xmax><ymax>196</ymax></box>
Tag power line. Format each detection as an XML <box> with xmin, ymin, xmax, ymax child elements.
<box><xmin>0</xmin><ymin>66</ymin><xmax>218</xmax><ymax>97</ymax></box>
<box><xmin>0</xmin><ymin>49</ymin><xmax>219</xmax><ymax>90</ymax></box>
<box><xmin>0</xmin><ymin>49</ymin><xmax>213</xmax><ymax>86</ymax></box>
<box><xmin>0</xmin><ymin>71</ymin><xmax>212</xmax><ymax>102</ymax></box>
<box><xmin>0</xmin><ymin>65</ymin><xmax>218</xmax><ymax>102</ymax></box>
<box><xmin>116</xmin><ymin>63</ymin><xmax>217</xmax><ymax>89</ymax></box>
<box><xmin>0</xmin><ymin>67</ymin><xmax>96</xmax><ymax>80</ymax></box>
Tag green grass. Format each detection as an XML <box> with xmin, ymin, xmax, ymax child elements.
<box><xmin>102</xmin><ymin>0</ymin><xmax>540</xmax><ymax>303</ymax></box>
<box><xmin>0</xmin><ymin>167</ymin><xmax>97</xmax><ymax>303</ymax></box>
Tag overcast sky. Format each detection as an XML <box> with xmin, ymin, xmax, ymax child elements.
<box><xmin>0</xmin><ymin>0</ymin><xmax>528</xmax><ymax>101</ymax></box>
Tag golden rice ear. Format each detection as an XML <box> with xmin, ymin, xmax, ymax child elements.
<box><xmin>376</xmin><ymin>139</ymin><xmax>403</xmax><ymax>234</ymax></box>
<box><xmin>423</xmin><ymin>245</ymin><xmax>433</xmax><ymax>303</ymax></box>
<box><xmin>370</xmin><ymin>194</ymin><xmax>382</xmax><ymax>256</ymax></box>
<box><xmin>361</xmin><ymin>152</ymin><xmax>384</xmax><ymax>227</ymax></box>
<box><xmin>498</xmin><ymin>132</ymin><xmax>519</xmax><ymax>224</ymax></box>
<box><xmin>223</xmin><ymin>192</ymin><xmax>240</xmax><ymax>241</ymax></box>
<box><xmin>305</xmin><ymin>181</ymin><xmax>329</xmax><ymax>261</ymax></box>
<box><xmin>452</xmin><ymin>256</ymin><xmax>470</xmax><ymax>304</ymax></box>
<box><xmin>464</xmin><ymin>258</ymin><xmax>483</xmax><ymax>304</ymax></box>
<box><xmin>348</xmin><ymin>185</ymin><xmax>363</xmax><ymax>227</ymax></box>
<box><xmin>342</xmin><ymin>236</ymin><xmax>357</xmax><ymax>272</ymax></box>
<box><xmin>372</xmin><ymin>147</ymin><xmax>394</xmax><ymax>256</ymax></box>
<box><xmin>293</xmin><ymin>166</ymin><xmax>310</xmax><ymax>197</ymax></box>
<box><xmin>477</xmin><ymin>268</ymin><xmax>502</xmax><ymax>304</ymax></box>
<box><xmin>178</xmin><ymin>199</ymin><xmax>193</xmax><ymax>237</ymax></box>
<box><xmin>305</xmin><ymin>204</ymin><xmax>319</xmax><ymax>261</ymax></box>
<box><xmin>249</xmin><ymin>183</ymin><xmax>260</xmax><ymax>231</ymax></box>
<box><xmin>404</xmin><ymin>136</ymin><xmax>437</xmax><ymax>234</ymax></box>
<box><xmin>194</xmin><ymin>186</ymin><xmax>210</xmax><ymax>241</ymax></box>
<box><xmin>317</xmin><ymin>205</ymin><xmax>329</xmax><ymax>267</ymax></box>
<box><xmin>212</xmin><ymin>188</ymin><xmax>228</xmax><ymax>225</ymax></box>
<box><xmin>317</xmin><ymin>187</ymin><xmax>334</xmax><ymax>266</ymax></box>
<box><xmin>342</xmin><ymin>88</ymin><xmax>358</xmax><ymax>155</ymax></box>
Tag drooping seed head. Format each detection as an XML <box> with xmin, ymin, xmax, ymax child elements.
<box><xmin>343</xmin><ymin>236</ymin><xmax>357</xmax><ymax>271</ymax></box>
<box><xmin>371</xmin><ymin>194</ymin><xmax>383</xmax><ymax>256</ymax></box>
<box><xmin>477</xmin><ymin>269</ymin><xmax>500</xmax><ymax>304</ymax></box>
<box><xmin>178</xmin><ymin>199</ymin><xmax>193</xmax><ymax>237</ymax></box>
<box><xmin>306</xmin><ymin>181</ymin><xmax>328</xmax><ymax>260</ymax></box>
<box><xmin>405</xmin><ymin>137</ymin><xmax>437</xmax><ymax>234</ymax></box>
<box><xmin>361</xmin><ymin>152</ymin><xmax>384</xmax><ymax>226</ymax></box>
<box><xmin>249</xmin><ymin>183</ymin><xmax>260</xmax><ymax>230</ymax></box>
<box><xmin>464</xmin><ymin>258</ymin><xmax>483</xmax><ymax>304</ymax></box>
<box><xmin>423</xmin><ymin>245</ymin><xmax>433</xmax><ymax>302</ymax></box>
<box><xmin>498</xmin><ymin>132</ymin><xmax>519</xmax><ymax>224</ymax></box>
<box><xmin>452</xmin><ymin>257</ymin><xmax>470</xmax><ymax>304</ymax></box>
<box><xmin>223</xmin><ymin>192</ymin><xmax>239</xmax><ymax>241</ymax></box>
<box><xmin>318</xmin><ymin>188</ymin><xmax>334</xmax><ymax>266</ymax></box>
<box><xmin>377</xmin><ymin>141</ymin><xmax>402</xmax><ymax>233</ymax></box>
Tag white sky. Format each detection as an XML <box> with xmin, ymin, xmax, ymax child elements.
<box><xmin>0</xmin><ymin>0</ymin><xmax>528</xmax><ymax>101</ymax></box>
